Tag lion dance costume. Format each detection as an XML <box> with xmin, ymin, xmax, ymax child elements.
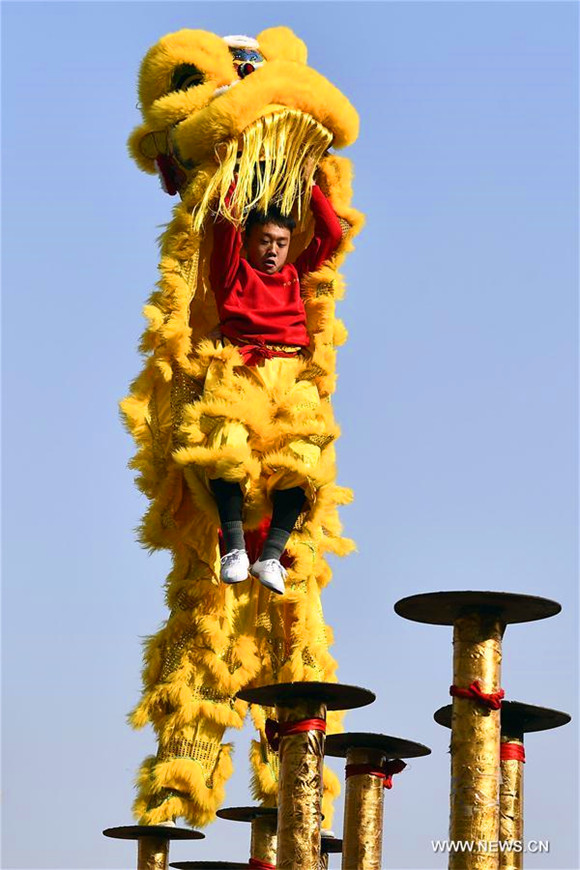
<box><xmin>121</xmin><ymin>26</ymin><xmax>363</xmax><ymax>829</ymax></box>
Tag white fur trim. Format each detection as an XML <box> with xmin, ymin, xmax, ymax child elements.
<box><xmin>222</xmin><ymin>34</ymin><xmax>260</xmax><ymax>50</ymax></box>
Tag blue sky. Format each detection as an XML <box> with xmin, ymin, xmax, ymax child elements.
<box><xmin>2</xmin><ymin>2</ymin><xmax>577</xmax><ymax>868</ymax></box>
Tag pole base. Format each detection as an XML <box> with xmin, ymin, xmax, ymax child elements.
<box><xmin>394</xmin><ymin>590</ymin><xmax>561</xmax><ymax>626</ymax></box>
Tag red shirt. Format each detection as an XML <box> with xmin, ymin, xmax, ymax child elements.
<box><xmin>209</xmin><ymin>185</ymin><xmax>342</xmax><ymax>349</ymax></box>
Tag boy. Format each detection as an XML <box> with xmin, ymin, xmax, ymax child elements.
<box><xmin>207</xmin><ymin>177</ymin><xmax>343</xmax><ymax>595</ymax></box>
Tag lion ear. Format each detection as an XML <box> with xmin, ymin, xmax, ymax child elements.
<box><xmin>128</xmin><ymin>124</ymin><xmax>161</xmax><ymax>174</ymax></box>
<box><xmin>257</xmin><ymin>27</ymin><xmax>307</xmax><ymax>64</ymax></box>
<box><xmin>128</xmin><ymin>125</ymin><xmax>185</xmax><ymax>195</ymax></box>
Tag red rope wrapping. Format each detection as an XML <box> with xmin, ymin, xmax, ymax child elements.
<box><xmin>249</xmin><ymin>860</ymin><xmax>276</xmax><ymax>869</ymax></box>
<box><xmin>501</xmin><ymin>742</ymin><xmax>526</xmax><ymax>763</ymax></box>
<box><xmin>345</xmin><ymin>759</ymin><xmax>407</xmax><ymax>790</ymax></box>
<box><xmin>450</xmin><ymin>681</ymin><xmax>505</xmax><ymax>710</ymax></box>
<box><xmin>235</xmin><ymin>339</ymin><xmax>300</xmax><ymax>367</ymax></box>
<box><xmin>265</xmin><ymin>717</ymin><xmax>326</xmax><ymax>752</ymax></box>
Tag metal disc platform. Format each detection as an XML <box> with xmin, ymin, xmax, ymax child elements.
<box><xmin>325</xmin><ymin>732</ymin><xmax>430</xmax><ymax>759</ymax></box>
<box><xmin>434</xmin><ymin>700</ymin><xmax>571</xmax><ymax>734</ymax></box>
<box><xmin>394</xmin><ymin>590</ymin><xmax>561</xmax><ymax>626</ymax></box>
<box><xmin>103</xmin><ymin>825</ymin><xmax>204</xmax><ymax>841</ymax></box>
<box><xmin>237</xmin><ymin>680</ymin><xmax>375</xmax><ymax>711</ymax></box>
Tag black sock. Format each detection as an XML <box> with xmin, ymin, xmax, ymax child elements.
<box><xmin>260</xmin><ymin>487</ymin><xmax>307</xmax><ymax>561</ymax></box>
<box><xmin>261</xmin><ymin>527</ymin><xmax>292</xmax><ymax>561</ymax></box>
<box><xmin>221</xmin><ymin>521</ymin><xmax>245</xmax><ymax>552</ymax></box>
<box><xmin>210</xmin><ymin>479</ymin><xmax>245</xmax><ymax>552</ymax></box>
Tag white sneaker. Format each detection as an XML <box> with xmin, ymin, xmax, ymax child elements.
<box><xmin>251</xmin><ymin>558</ymin><xmax>287</xmax><ymax>595</ymax></box>
<box><xmin>220</xmin><ymin>549</ymin><xmax>250</xmax><ymax>584</ymax></box>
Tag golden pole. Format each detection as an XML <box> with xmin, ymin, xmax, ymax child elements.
<box><xmin>435</xmin><ymin>699</ymin><xmax>570</xmax><ymax>870</ymax></box>
<box><xmin>498</xmin><ymin>702</ymin><xmax>570</xmax><ymax>870</ymax></box>
<box><xmin>216</xmin><ymin>806</ymin><xmax>278</xmax><ymax>868</ymax></box>
<box><xmin>342</xmin><ymin>746</ymin><xmax>386</xmax><ymax>870</ymax></box>
<box><xmin>395</xmin><ymin>591</ymin><xmax>561</xmax><ymax>870</ymax></box>
<box><xmin>137</xmin><ymin>837</ymin><xmax>169</xmax><ymax>870</ymax></box>
<box><xmin>250</xmin><ymin>813</ymin><xmax>278</xmax><ymax>867</ymax></box>
<box><xmin>450</xmin><ymin>611</ymin><xmax>504</xmax><ymax>870</ymax></box>
<box><xmin>237</xmin><ymin>681</ymin><xmax>375</xmax><ymax>870</ymax></box>
<box><xmin>276</xmin><ymin>696</ymin><xmax>327</xmax><ymax>869</ymax></box>
<box><xmin>326</xmin><ymin>732</ymin><xmax>430</xmax><ymax>870</ymax></box>
<box><xmin>499</xmin><ymin>735</ymin><xmax>524</xmax><ymax>870</ymax></box>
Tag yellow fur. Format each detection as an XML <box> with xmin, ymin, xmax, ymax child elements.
<box><xmin>257</xmin><ymin>26</ymin><xmax>308</xmax><ymax>65</ymax></box>
<box><xmin>122</xmin><ymin>26</ymin><xmax>363</xmax><ymax>828</ymax></box>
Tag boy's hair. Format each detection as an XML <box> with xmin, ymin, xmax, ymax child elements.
<box><xmin>244</xmin><ymin>204</ymin><xmax>296</xmax><ymax>236</ymax></box>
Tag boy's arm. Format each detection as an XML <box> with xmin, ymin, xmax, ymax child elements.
<box><xmin>209</xmin><ymin>183</ymin><xmax>242</xmax><ymax>295</ymax></box>
<box><xmin>294</xmin><ymin>183</ymin><xmax>343</xmax><ymax>277</ymax></box>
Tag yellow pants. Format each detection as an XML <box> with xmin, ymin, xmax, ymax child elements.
<box><xmin>175</xmin><ymin>345</ymin><xmax>337</xmax><ymax>501</ymax></box>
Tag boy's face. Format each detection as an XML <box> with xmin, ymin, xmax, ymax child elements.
<box><xmin>244</xmin><ymin>222</ymin><xmax>292</xmax><ymax>274</ymax></box>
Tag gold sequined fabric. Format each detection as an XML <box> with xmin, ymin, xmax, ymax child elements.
<box><xmin>338</xmin><ymin>217</ymin><xmax>351</xmax><ymax>237</ymax></box>
<box><xmin>316</xmin><ymin>281</ymin><xmax>334</xmax><ymax>297</ymax></box>
<box><xmin>263</xmin><ymin>342</ymin><xmax>302</xmax><ymax>354</ymax></box>
<box><xmin>156</xmin><ymin>714</ymin><xmax>229</xmax><ymax>788</ymax></box>
<box><xmin>171</xmin><ymin>367</ymin><xmax>204</xmax><ymax>439</ymax></box>
<box><xmin>146</xmin><ymin>388</ymin><xmax>167</xmax><ymax>479</ymax></box>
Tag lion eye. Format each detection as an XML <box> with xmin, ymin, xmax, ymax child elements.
<box><xmin>171</xmin><ymin>64</ymin><xmax>205</xmax><ymax>91</ymax></box>
<box><xmin>229</xmin><ymin>47</ymin><xmax>264</xmax><ymax>78</ymax></box>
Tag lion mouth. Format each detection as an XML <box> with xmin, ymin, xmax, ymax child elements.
<box><xmin>188</xmin><ymin>108</ymin><xmax>333</xmax><ymax>232</ymax></box>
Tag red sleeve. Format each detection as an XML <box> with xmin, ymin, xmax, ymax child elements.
<box><xmin>294</xmin><ymin>184</ymin><xmax>343</xmax><ymax>277</ymax></box>
<box><xmin>209</xmin><ymin>186</ymin><xmax>242</xmax><ymax>296</ymax></box>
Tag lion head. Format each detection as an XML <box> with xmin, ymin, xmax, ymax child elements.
<box><xmin>129</xmin><ymin>27</ymin><xmax>359</xmax><ymax>229</ymax></box>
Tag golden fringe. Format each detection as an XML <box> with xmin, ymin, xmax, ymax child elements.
<box><xmin>191</xmin><ymin>109</ymin><xmax>332</xmax><ymax>232</ymax></box>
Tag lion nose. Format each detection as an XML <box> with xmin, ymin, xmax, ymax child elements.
<box><xmin>237</xmin><ymin>62</ymin><xmax>255</xmax><ymax>79</ymax></box>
